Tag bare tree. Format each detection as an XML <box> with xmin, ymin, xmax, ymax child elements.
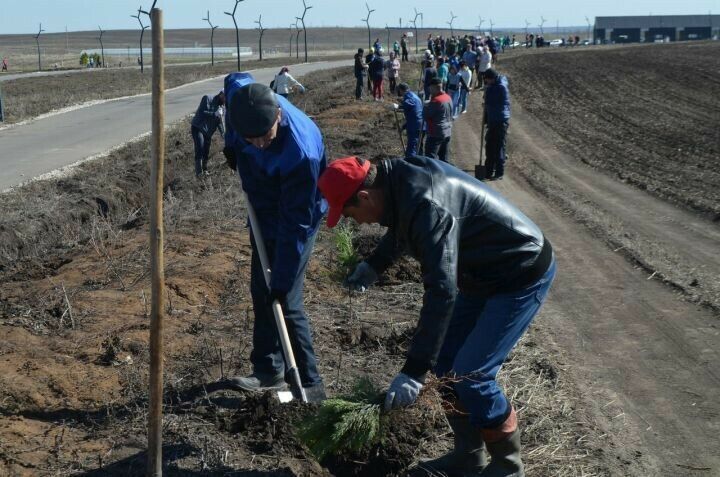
<box><xmin>255</xmin><ymin>15</ymin><xmax>266</xmax><ymax>61</ymax></box>
<box><xmin>224</xmin><ymin>0</ymin><xmax>245</xmax><ymax>70</ymax></box>
<box><xmin>478</xmin><ymin>16</ymin><xmax>485</xmax><ymax>37</ymax></box>
<box><xmin>203</xmin><ymin>10</ymin><xmax>219</xmax><ymax>66</ymax></box>
<box><xmin>296</xmin><ymin>0</ymin><xmax>313</xmax><ymax>63</ymax></box>
<box><xmin>34</xmin><ymin>23</ymin><xmax>45</xmax><ymax>71</ymax></box>
<box><xmin>539</xmin><ymin>16</ymin><xmax>547</xmax><ymax>37</ymax></box>
<box><xmin>585</xmin><ymin>16</ymin><xmax>592</xmax><ymax>42</ymax></box>
<box><xmin>385</xmin><ymin>24</ymin><xmax>391</xmax><ymax>53</ymax></box>
<box><xmin>97</xmin><ymin>26</ymin><xmax>105</xmax><ymax>67</ymax></box>
<box><xmin>131</xmin><ymin>7</ymin><xmax>149</xmax><ymax>73</ymax></box>
<box><xmin>447</xmin><ymin>11</ymin><xmax>457</xmax><ymax>37</ymax></box>
<box><xmin>489</xmin><ymin>19</ymin><xmax>495</xmax><ymax>37</ymax></box>
<box><xmin>410</xmin><ymin>8</ymin><xmax>421</xmax><ymax>53</ymax></box>
<box><xmin>295</xmin><ymin>20</ymin><xmax>301</xmax><ymax>58</ymax></box>
<box><xmin>289</xmin><ymin>24</ymin><xmax>294</xmax><ymax>57</ymax></box>
<box><xmin>362</xmin><ymin>3</ymin><xmax>375</xmax><ymax>50</ymax></box>
<box><xmin>524</xmin><ymin>19</ymin><xmax>531</xmax><ymax>44</ymax></box>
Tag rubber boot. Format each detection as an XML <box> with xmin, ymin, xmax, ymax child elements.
<box><xmin>479</xmin><ymin>407</ymin><xmax>524</xmax><ymax>477</ymax></box>
<box><xmin>419</xmin><ymin>416</ymin><xmax>487</xmax><ymax>476</ymax></box>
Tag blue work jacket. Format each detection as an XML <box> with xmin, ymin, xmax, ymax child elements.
<box><xmin>400</xmin><ymin>91</ymin><xmax>423</xmax><ymax>133</ymax></box>
<box><xmin>485</xmin><ymin>75</ymin><xmax>511</xmax><ymax>123</ymax></box>
<box><xmin>224</xmin><ymin>72</ymin><xmax>327</xmax><ymax>293</ymax></box>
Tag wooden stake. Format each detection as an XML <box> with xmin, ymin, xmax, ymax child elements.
<box><xmin>147</xmin><ymin>7</ymin><xmax>165</xmax><ymax>477</ymax></box>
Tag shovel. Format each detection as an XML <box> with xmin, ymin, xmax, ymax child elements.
<box><xmin>243</xmin><ymin>192</ymin><xmax>308</xmax><ymax>403</ymax></box>
<box><xmin>392</xmin><ymin>109</ymin><xmax>406</xmax><ymax>151</ymax></box>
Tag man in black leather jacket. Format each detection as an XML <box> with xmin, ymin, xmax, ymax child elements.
<box><xmin>318</xmin><ymin>155</ymin><xmax>556</xmax><ymax>477</ymax></box>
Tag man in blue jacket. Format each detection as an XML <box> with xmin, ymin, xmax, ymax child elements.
<box><xmin>190</xmin><ymin>91</ymin><xmax>225</xmax><ymax>177</ymax></box>
<box><xmin>483</xmin><ymin>68</ymin><xmax>511</xmax><ymax>181</ymax></box>
<box><xmin>222</xmin><ymin>72</ymin><xmax>327</xmax><ymax>402</ymax></box>
<box><xmin>394</xmin><ymin>83</ymin><xmax>423</xmax><ymax>158</ymax></box>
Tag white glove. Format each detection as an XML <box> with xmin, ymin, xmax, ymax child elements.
<box><xmin>343</xmin><ymin>261</ymin><xmax>378</xmax><ymax>293</ymax></box>
<box><xmin>215</xmin><ymin>106</ymin><xmax>224</xmax><ymax>118</ymax></box>
<box><xmin>384</xmin><ymin>373</ymin><xmax>423</xmax><ymax>411</ymax></box>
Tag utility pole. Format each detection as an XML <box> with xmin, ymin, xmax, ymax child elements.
<box><xmin>362</xmin><ymin>3</ymin><xmax>375</xmax><ymax>50</ymax></box>
<box><xmin>224</xmin><ymin>0</ymin><xmax>245</xmax><ymax>70</ymax></box>
<box><xmin>132</xmin><ymin>7</ymin><xmax>149</xmax><ymax>73</ymax></box>
<box><xmin>254</xmin><ymin>15</ymin><xmax>266</xmax><ymax>61</ymax></box>
<box><xmin>295</xmin><ymin>20</ymin><xmax>301</xmax><ymax>58</ymax></box>
<box><xmin>447</xmin><ymin>11</ymin><xmax>457</xmax><ymax>37</ymax></box>
<box><xmin>411</xmin><ymin>8</ymin><xmax>421</xmax><ymax>53</ymax></box>
<box><xmin>97</xmin><ymin>26</ymin><xmax>105</xmax><ymax>67</ymax></box>
<box><xmin>34</xmin><ymin>23</ymin><xmax>45</xmax><ymax>71</ymax></box>
<box><xmin>296</xmin><ymin>0</ymin><xmax>313</xmax><ymax>63</ymax></box>
<box><xmin>203</xmin><ymin>10</ymin><xmax>219</xmax><ymax>65</ymax></box>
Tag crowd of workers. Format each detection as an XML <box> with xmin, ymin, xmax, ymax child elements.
<box><xmin>352</xmin><ymin>33</ymin><xmax>510</xmax><ymax>178</ymax></box>
<box><xmin>186</xmin><ymin>31</ymin><xmax>549</xmax><ymax>477</ymax></box>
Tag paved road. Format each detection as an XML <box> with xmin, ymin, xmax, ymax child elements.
<box><xmin>0</xmin><ymin>59</ymin><xmax>350</xmax><ymax>191</ymax></box>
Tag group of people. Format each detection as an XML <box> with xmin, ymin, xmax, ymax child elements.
<box><xmin>354</xmin><ymin>47</ymin><xmax>401</xmax><ymax>101</ymax></box>
<box><xmin>185</xmin><ymin>40</ymin><xmax>553</xmax><ymax>475</ymax></box>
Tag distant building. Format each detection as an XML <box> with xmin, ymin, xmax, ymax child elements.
<box><xmin>594</xmin><ymin>15</ymin><xmax>720</xmax><ymax>44</ymax></box>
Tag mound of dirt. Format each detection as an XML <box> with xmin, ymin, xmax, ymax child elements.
<box><xmin>353</xmin><ymin>234</ymin><xmax>422</xmax><ymax>286</ymax></box>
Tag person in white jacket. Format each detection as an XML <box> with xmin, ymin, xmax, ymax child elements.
<box><xmin>476</xmin><ymin>46</ymin><xmax>492</xmax><ymax>89</ymax></box>
<box><xmin>272</xmin><ymin>67</ymin><xmax>305</xmax><ymax>98</ymax></box>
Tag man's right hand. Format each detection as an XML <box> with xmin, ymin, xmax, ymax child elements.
<box><xmin>343</xmin><ymin>261</ymin><xmax>378</xmax><ymax>293</ymax></box>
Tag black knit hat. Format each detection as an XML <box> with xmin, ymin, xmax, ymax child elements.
<box><xmin>229</xmin><ymin>83</ymin><xmax>279</xmax><ymax>138</ymax></box>
<box><xmin>484</xmin><ymin>68</ymin><xmax>499</xmax><ymax>79</ymax></box>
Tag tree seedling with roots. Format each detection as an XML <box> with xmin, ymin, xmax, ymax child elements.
<box><xmin>296</xmin><ymin>377</ymin><xmax>383</xmax><ymax>460</ymax></box>
<box><xmin>333</xmin><ymin>223</ymin><xmax>359</xmax><ymax>275</ymax></box>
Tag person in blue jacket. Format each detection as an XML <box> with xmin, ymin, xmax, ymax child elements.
<box><xmin>190</xmin><ymin>91</ymin><xmax>225</xmax><ymax>177</ymax></box>
<box><xmin>221</xmin><ymin>72</ymin><xmax>327</xmax><ymax>402</ymax></box>
<box><xmin>393</xmin><ymin>83</ymin><xmax>423</xmax><ymax>158</ymax></box>
<box><xmin>482</xmin><ymin>68</ymin><xmax>511</xmax><ymax>181</ymax></box>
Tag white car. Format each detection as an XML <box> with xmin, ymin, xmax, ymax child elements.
<box><xmin>549</xmin><ymin>39</ymin><xmax>563</xmax><ymax>47</ymax></box>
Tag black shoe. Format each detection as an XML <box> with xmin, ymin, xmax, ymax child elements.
<box><xmin>303</xmin><ymin>382</ymin><xmax>327</xmax><ymax>403</ymax></box>
<box><xmin>225</xmin><ymin>372</ymin><xmax>287</xmax><ymax>392</ymax></box>
<box><xmin>494</xmin><ymin>175</ymin><xmax>504</xmax><ymax>181</ymax></box>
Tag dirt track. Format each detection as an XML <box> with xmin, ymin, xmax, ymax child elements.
<box><xmin>447</xmin><ymin>43</ymin><xmax>720</xmax><ymax>474</ymax></box>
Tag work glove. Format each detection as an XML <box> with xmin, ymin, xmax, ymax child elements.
<box><xmin>387</xmin><ymin>103</ymin><xmax>399</xmax><ymax>110</ymax></box>
<box><xmin>267</xmin><ymin>288</ymin><xmax>288</xmax><ymax>311</ymax></box>
<box><xmin>384</xmin><ymin>372</ymin><xmax>423</xmax><ymax>411</ymax></box>
<box><xmin>298</xmin><ymin>85</ymin><xmax>306</xmax><ymax>94</ymax></box>
<box><xmin>343</xmin><ymin>261</ymin><xmax>378</xmax><ymax>293</ymax></box>
<box><xmin>215</xmin><ymin>105</ymin><xmax>224</xmax><ymax>118</ymax></box>
<box><xmin>223</xmin><ymin>146</ymin><xmax>237</xmax><ymax>171</ymax></box>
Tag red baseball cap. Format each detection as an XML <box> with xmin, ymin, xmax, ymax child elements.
<box><xmin>318</xmin><ymin>157</ymin><xmax>371</xmax><ymax>228</ymax></box>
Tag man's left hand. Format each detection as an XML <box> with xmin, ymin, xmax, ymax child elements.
<box><xmin>384</xmin><ymin>373</ymin><xmax>423</xmax><ymax>411</ymax></box>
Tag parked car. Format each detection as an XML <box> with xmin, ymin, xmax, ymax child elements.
<box><xmin>549</xmin><ymin>39</ymin><xmax>563</xmax><ymax>47</ymax></box>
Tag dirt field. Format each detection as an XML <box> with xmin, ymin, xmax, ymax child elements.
<box><xmin>1</xmin><ymin>43</ymin><xmax>719</xmax><ymax>476</ymax></box>
<box><xmin>0</xmin><ymin>68</ymin><xmax>609</xmax><ymax>476</ymax></box>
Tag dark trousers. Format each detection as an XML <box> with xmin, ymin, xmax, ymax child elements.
<box><xmin>249</xmin><ymin>231</ymin><xmax>321</xmax><ymax>387</ymax></box>
<box><xmin>355</xmin><ymin>75</ymin><xmax>365</xmax><ymax>99</ymax></box>
<box><xmin>402</xmin><ymin>48</ymin><xmax>409</xmax><ymax>61</ymax></box>
<box><xmin>191</xmin><ymin>126</ymin><xmax>211</xmax><ymax>176</ymax></box>
<box><xmin>425</xmin><ymin>135</ymin><xmax>452</xmax><ymax>163</ymax></box>
<box><xmin>405</xmin><ymin>130</ymin><xmax>420</xmax><ymax>158</ymax></box>
<box><xmin>388</xmin><ymin>76</ymin><xmax>397</xmax><ymax>94</ymax></box>
<box><xmin>484</xmin><ymin>121</ymin><xmax>509</xmax><ymax>178</ymax></box>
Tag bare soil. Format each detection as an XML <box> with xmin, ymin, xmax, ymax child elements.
<box><xmin>0</xmin><ymin>67</ymin><xmax>608</xmax><ymax>475</ymax></box>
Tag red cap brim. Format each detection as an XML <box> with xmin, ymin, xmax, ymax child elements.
<box><xmin>326</xmin><ymin>206</ymin><xmax>342</xmax><ymax>228</ymax></box>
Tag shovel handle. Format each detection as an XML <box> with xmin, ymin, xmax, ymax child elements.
<box><xmin>245</xmin><ymin>192</ymin><xmax>308</xmax><ymax>403</ymax></box>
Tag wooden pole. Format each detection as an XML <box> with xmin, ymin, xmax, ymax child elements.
<box><xmin>147</xmin><ymin>7</ymin><xmax>165</xmax><ymax>477</ymax></box>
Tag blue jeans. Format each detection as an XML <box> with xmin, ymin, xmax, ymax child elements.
<box><xmin>191</xmin><ymin>126</ymin><xmax>211</xmax><ymax>176</ymax></box>
<box><xmin>449</xmin><ymin>89</ymin><xmax>460</xmax><ymax>117</ymax></box>
<box><xmin>405</xmin><ymin>130</ymin><xmax>420</xmax><ymax>158</ymax></box>
<box><xmin>434</xmin><ymin>259</ymin><xmax>557</xmax><ymax>428</ymax></box>
<box><xmin>249</xmin><ymin>230</ymin><xmax>322</xmax><ymax>386</ymax></box>
<box><xmin>459</xmin><ymin>89</ymin><xmax>469</xmax><ymax>113</ymax></box>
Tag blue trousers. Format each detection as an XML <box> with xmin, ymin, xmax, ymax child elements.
<box><xmin>191</xmin><ymin>126</ymin><xmax>211</xmax><ymax>176</ymax></box>
<box><xmin>434</xmin><ymin>259</ymin><xmax>557</xmax><ymax>428</ymax></box>
<box><xmin>249</xmin><ymin>230</ymin><xmax>322</xmax><ymax>386</ymax></box>
<box><xmin>405</xmin><ymin>130</ymin><xmax>420</xmax><ymax>158</ymax></box>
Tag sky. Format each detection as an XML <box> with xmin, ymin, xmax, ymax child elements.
<box><xmin>1</xmin><ymin>0</ymin><xmax>717</xmax><ymax>34</ymax></box>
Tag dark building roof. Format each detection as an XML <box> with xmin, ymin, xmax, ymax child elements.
<box><xmin>595</xmin><ymin>15</ymin><xmax>719</xmax><ymax>29</ymax></box>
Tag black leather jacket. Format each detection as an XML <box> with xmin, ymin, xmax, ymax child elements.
<box><xmin>365</xmin><ymin>156</ymin><xmax>553</xmax><ymax>381</ymax></box>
